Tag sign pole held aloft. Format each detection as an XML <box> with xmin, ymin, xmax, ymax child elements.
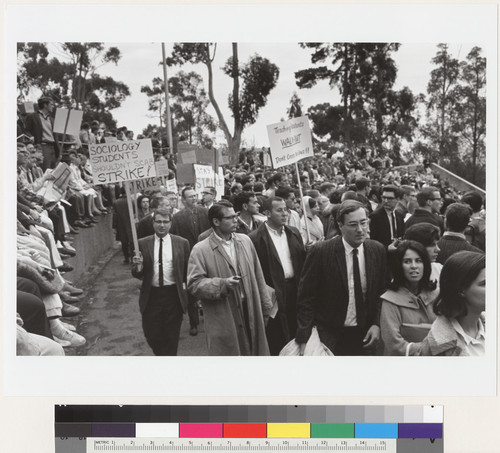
<box><xmin>295</xmin><ymin>161</ymin><xmax>310</xmax><ymax>243</ymax></box>
<box><xmin>162</xmin><ymin>43</ymin><xmax>174</xmax><ymax>154</ymax></box>
<box><xmin>57</xmin><ymin>107</ymin><xmax>72</xmax><ymax>160</ymax></box>
<box><xmin>131</xmin><ymin>182</ymin><xmax>139</xmax><ymax>223</ymax></box>
<box><xmin>124</xmin><ymin>181</ymin><xmax>140</xmax><ymax>257</ymax></box>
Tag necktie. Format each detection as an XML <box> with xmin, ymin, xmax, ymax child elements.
<box><xmin>352</xmin><ymin>248</ymin><xmax>365</xmax><ymax>325</ymax></box>
<box><xmin>391</xmin><ymin>212</ymin><xmax>397</xmax><ymax>240</ymax></box>
<box><xmin>159</xmin><ymin>237</ymin><xmax>164</xmax><ymax>287</ymax></box>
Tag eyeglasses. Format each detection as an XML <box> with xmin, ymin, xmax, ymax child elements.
<box><xmin>381</xmin><ymin>196</ymin><xmax>396</xmax><ymax>201</ymax></box>
<box><xmin>344</xmin><ymin>220</ymin><xmax>370</xmax><ymax>229</ymax></box>
<box><xmin>220</xmin><ymin>215</ymin><xmax>238</xmax><ymax>220</ymax></box>
<box><xmin>154</xmin><ymin>220</ymin><xmax>171</xmax><ymax>225</ymax></box>
<box><xmin>429</xmin><ymin>198</ymin><xmax>442</xmax><ymax>201</ymax></box>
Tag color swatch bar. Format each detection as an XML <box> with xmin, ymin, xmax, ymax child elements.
<box><xmin>179</xmin><ymin>423</ymin><xmax>223</xmax><ymax>438</ymax></box>
<box><xmin>268</xmin><ymin>423</ymin><xmax>310</xmax><ymax>438</ymax></box>
<box><xmin>311</xmin><ymin>423</ymin><xmax>355</xmax><ymax>438</ymax></box>
<box><xmin>223</xmin><ymin>423</ymin><xmax>267</xmax><ymax>438</ymax></box>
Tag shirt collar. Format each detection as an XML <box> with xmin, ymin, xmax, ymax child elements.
<box><xmin>38</xmin><ymin>111</ymin><xmax>50</xmax><ymax>120</ymax></box>
<box><xmin>266</xmin><ymin>222</ymin><xmax>284</xmax><ymax>236</ymax></box>
<box><xmin>213</xmin><ymin>231</ymin><xmax>234</xmax><ymax>246</ymax></box>
<box><xmin>342</xmin><ymin>237</ymin><xmax>364</xmax><ymax>255</ymax></box>
<box><xmin>451</xmin><ymin>318</ymin><xmax>485</xmax><ymax>345</ymax></box>
<box><xmin>443</xmin><ymin>231</ymin><xmax>466</xmax><ymax>240</ymax></box>
<box><xmin>155</xmin><ymin>233</ymin><xmax>170</xmax><ymax>241</ymax></box>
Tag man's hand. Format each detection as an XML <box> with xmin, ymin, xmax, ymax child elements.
<box><xmin>132</xmin><ymin>252</ymin><xmax>143</xmax><ymax>271</ymax></box>
<box><xmin>225</xmin><ymin>276</ymin><xmax>242</xmax><ymax>290</ymax></box>
<box><xmin>29</xmin><ymin>209</ymin><xmax>40</xmax><ymax>221</ymax></box>
<box><xmin>362</xmin><ymin>325</ymin><xmax>380</xmax><ymax>349</ymax></box>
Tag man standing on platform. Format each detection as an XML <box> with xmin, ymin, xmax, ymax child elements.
<box><xmin>132</xmin><ymin>209</ymin><xmax>190</xmax><ymax>356</ymax></box>
<box><xmin>170</xmin><ymin>187</ymin><xmax>211</xmax><ymax>336</ymax></box>
<box><xmin>24</xmin><ymin>97</ymin><xmax>60</xmax><ymax>171</ymax></box>
<box><xmin>249</xmin><ymin>197</ymin><xmax>305</xmax><ymax>355</ymax></box>
<box><xmin>187</xmin><ymin>204</ymin><xmax>271</xmax><ymax>356</ymax></box>
<box><xmin>295</xmin><ymin>200</ymin><xmax>387</xmax><ymax>355</ymax></box>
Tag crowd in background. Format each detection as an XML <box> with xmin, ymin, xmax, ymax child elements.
<box><xmin>16</xmin><ymin>96</ymin><xmax>487</xmax><ymax>357</ymax></box>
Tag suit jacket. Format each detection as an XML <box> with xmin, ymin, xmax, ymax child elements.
<box><xmin>436</xmin><ymin>235</ymin><xmax>483</xmax><ymax>265</ymax></box>
<box><xmin>170</xmin><ymin>206</ymin><xmax>211</xmax><ymax>250</ymax></box>
<box><xmin>369</xmin><ymin>207</ymin><xmax>405</xmax><ymax>247</ymax></box>
<box><xmin>249</xmin><ymin>223</ymin><xmax>305</xmax><ymax>340</ymax></box>
<box><xmin>136</xmin><ymin>213</ymin><xmax>155</xmax><ymax>239</ymax></box>
<box><xmin>405</xmin><ymin>208</ymin><xmax>444</xmax><ymax>235</ymax></box>
<box><xmin>131</xmin><ymin>234</ymin><xmax>190</xmax><ymax>315</ymax></box>
<box><xmin>296</xmin><ymin>236</ymin><xmax>387</xmax><ymax>351</ymax></box>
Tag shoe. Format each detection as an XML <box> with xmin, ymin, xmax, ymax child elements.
<box><xmin>74</xmin><ymin>220</ymin><xmax>88</xmax><ymax>228</ymax></box>
<box><xmin>100</xmin><ymin>208</ymin><xmax>109</xmax><ymax>214</ymax></box>
<box><xmin>62</xmin><ymin>241</ymin><xmax>76</xmax><ymax>252</ymax></box>
<box><xmin>86</xmin><ymin>217</ymin><xmax>98</xmax><ymax>224</ymax></box>
<box><xmin>189</xmin><ymin>327</ymin><xmax>198</xmax><ymax>336</ymax></box>
<box><xmin>53</xmin><ymin>329</ymin><xmax>86</xmax><ymax>347</ymax></box>
<box><xmin>60</xmin><ymin>291</ymin><xmax>80</xmax><ymax>304</ymax></box>
<box><xmin>60</xmin><ymin>321</ymin><xmax>76</xmax><ymax>332</ymax></box>
<box><xmin>58</xmin><ymin>263</ymin><xmax>74</xmax><ymax>272</ymax></box>
<box><xmin>63</xmin><ymin>282</ymin><xmax>83</xmax><ymax>296</ymax></box>
<box><xmin>61</xmin><ymin>302</ymin><xmax>80</xmax><ymax>317</ymax></box>
<box><xmin>53</xmin><ymin>336</ymin><xmax>72</xmax><ymax>347</ymax></box>
<box><xmin>58</xmin><ymin>247</ymin><xmax>76</xmax><ymax>257</ymax></box>
<box><xmin>68</xmin><ymin>226</ymin><xmax>79</xmax><ymax>234</ymax></box>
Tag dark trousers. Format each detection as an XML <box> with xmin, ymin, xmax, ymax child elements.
<box><xmin>40</xmin><ymin>143</ymin><xmax>57</xmax><ymax>171</ymax></box>
<box><xmin>121</xmin><ymin>240</ymin><xmax>133</xmax><ymax>260</ymax></box>
<box><xmin>187</xmin><ymin>293</ymin><xmax>199</xmax><ymax>329</ymax></box>
<box><xmin>266</xmin><ymin>278</ymin><xmax>297</xmax><ymax>356</ymax></box>
<box><xmin>67</xmin><ymin>192</ymin><xmax>85</xmax><ymax>220</ymax></box>
<box><xmin>142</xmin><ymin>285</ymin><xmax>183</xmax><ymax>356</ymax></box>
<box><xmin>334</xmin><ymin>326</ymin><xmax>370</xmax><ymax>356</ymax></box>
<box><xmin>16</xmin><ymin>278</ymin><xmax>52</xmax><ymax>339</ymax></box>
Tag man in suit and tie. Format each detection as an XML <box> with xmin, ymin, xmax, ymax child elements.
<box><xmin>170</xmin><ymin>187</ymin><xmax>211</xmax><ymax>336</ymax></box>
<box><xmin>249</xmin><ymin>197</ymin><xmax>306</xmax><ymax>355</ymax></box>
<box><xmin>296</xmin><ymin>200</ymin><xmax>387</xmax><ymax>355</ymax></box>
<box><xmin>369</xmin><ymin>185</ymin><xmax>405</xmax><ymax>248</ymax></box>
<box><xmin>24</xmin><ymin>97</ymin><xmax>60</xmax><ymax>171</ymax></box>
<box><xmin>132</xmin><ymin>208</ymin><xmax>190</xmax><ymax>356</ymax></box>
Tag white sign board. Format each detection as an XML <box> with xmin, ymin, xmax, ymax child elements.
<box><xmin>166</xmin><ymin>177</ymin><xmax>177</xmax><ymax>193</ymax></box>
<box><xmin>155</xmin><ymin>159</ymin><xmax>170</xmax><ymax>176</ymax></box>
<box><xmin>266</xmin><ymin>116</ymin><xmax>314</xmax><ymax>169</ymax></box>
<box><xmin>53</xmin><ymin>108</ymin><xmax>83</xmax><ymax>136</ymax></box>
<box><xmin>193</xmin><ymin>164</ymin><xmax>224</xmax><ymax>199</ymax></box>
<box><xmin>132</xmin><ymin>175</ymin><xmax>177</xmax><ymax>193</ymax></box>
<box><xmin>88</xmin><ymin>139</ymin><xmax>156</xmax><ymax>184</ymax></box>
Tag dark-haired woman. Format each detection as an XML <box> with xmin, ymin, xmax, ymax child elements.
<box><xmin>419</xmin><ymin>251</ymin><xmax>485</xmax><ymax>356</ymax></box>
<box><xmin>299</xmin><ymin>196</ymin><xmax>324</xmax><ymax>246</ymax></box>
<box><xmin>380</xmin><ymin>240</ymin><xmax>439</xmax><ymax>355</ymax></box>
<box><xmin>136</xmin><ymin>195</ymin><xmax>150</xmax><ymax>221</ymax></box>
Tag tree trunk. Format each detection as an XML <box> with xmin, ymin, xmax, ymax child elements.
<box><xmin>342</xmin><ymin>44</ymin><xmax>351</xmax><ymax>144</ymax></box>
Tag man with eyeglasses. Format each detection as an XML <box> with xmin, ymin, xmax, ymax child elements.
<box><xmin>369</xmin><ymin>185</ymin><xmax>405</xmax><ymax>248</ymax></box>
<box><xmin>201</xmin><ymin>186</ymin><xmax>216</xmax><ymax>210</ymax></box>
<box><xmin>404</xmin><ymin>186</ymin><xmax>444</xmax><ymax>234</ymax></box>
<box><xmin>132</xmin><ymin>208</ymin><xmax>190</xmax><ymax>356</ymax></box>
<box><xmin>296</xmin><ymin>200</ymin><xmax>387</xmax><ymax>355</ymax></box>
<box><xmin>187</xmin><ymin>203</ymin><xmax>272</xmax><ymax>355</ymax></box>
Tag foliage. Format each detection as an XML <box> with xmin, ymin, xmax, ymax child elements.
<box><xmin>17</xmin><ymin>42</ymin><xmax>129</xmax><ymax>129</ymax></box>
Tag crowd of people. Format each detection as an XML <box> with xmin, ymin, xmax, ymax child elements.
<box><xmin>16</xmin><ymin>96</ymin><xmax>487</xmax><ymax>357</ymax></box>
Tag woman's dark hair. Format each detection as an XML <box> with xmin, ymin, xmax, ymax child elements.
<box><xmin>434</xmin><ymin>251</ymin><xmax>485</xmax><ymax>318</ymax></box>
<box><xmin>137</xmin><ymin>195</ymin><xmax>150</xmax><ymax>213</ymax></box>
<box><xmin>390</xmin><ymin>240</ymin><xmax>432</xmax><ymax>291</ymax></box>
<box><xmin>404</xmin><ymin>222</ymin><xmax>440</xmax><ymax>247</ymax></box>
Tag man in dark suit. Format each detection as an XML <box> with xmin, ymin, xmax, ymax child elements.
<box><xmin>132</xmin><ymin>208</ymin><xmax>190</xmax><ymax>356</ymax></box>
<box><xmin>170</xmin><ymin>187</ymin><xmax>211</xmax><ymax>335</ymax></box>
<box><xmin>296</xmin><ymin>200</ymin><xmax>387</xmax><ymax>355</ymax></box>
<box><xmin>24</xmin><ymin>97</ymin><xmax>60</xmax><ymax>170</ymax></box>
<box><xmin>437</xmin><ymin>202</ymin><xmax>483</xmax><ymax>264</ymax></box>
<box><xmin>112</xmin><ymin>188</ymin><xmax>133</xmax><ymax>263</ymax></box>
<box><xmin>249</xmin><ymin>197</ymin><xmax>305</xmax><ymax>355</ymax></box>
<box><xmin>136</xmin><ymin>195</ymin><xmax>171</xmax><ymax>239</ymax></box>
<box><xmin>369</xmin><ymin>185</ymin><xmax>405</xmax><ymax>248</ymax></box>
<box><xmin>405</xmin><ymin>186</ymin><xmax>444</xmax><ymax>234</ymax></box>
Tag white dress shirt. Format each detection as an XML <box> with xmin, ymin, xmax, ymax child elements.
<box><xmin>342</xmin><ymin>238</ymin><xmax>367</xmax><ymax>326</ymax></box>
<box><xmin>451</xmin><ymin>318</ymin><xmax>485</xmax><ymax>356</ymax></box>
<box><xmin>265</xmin><ymin>223</ymin><xmax>294</xmax><ymax>278</ymax></box>
<box><xmin>213</xmin><ymin>232</ymin><xmax>237</xmax><ymax>271</ymax></box>
<box><xmin>153</xmin><ymin>234</ymin><xmax>175</xmax><ymax>286</ymax></box>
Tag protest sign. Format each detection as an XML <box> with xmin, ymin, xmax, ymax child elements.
<box><xmin>88</xmin><ymin>139</ymin><xmax>156</xmax><ymax>184</ymax></box>
<box><xmin>155</xmin><ymin>159</ymin><xmax>170</xmax><ymax>176</ymax></box>
<box><xmin>166</xmin><ymin>177</ymin><xmax>177</xmax><ymax>193</ymax></box>
<box><xmin>53</xmin><ymin>108</ymin><xmax>83</xmax><ymax>136</ymax></box>
<box><xmin>104</xmin><ymin>136</ymin><xmax>118</xmax><ymax>143</ymax></box>
<box><xmin>132</xmin><ymin>176</ymin><xmax>168</xmax><ymax>192</ymax></box>
<box><xmin>193</xmin><ymin>164</ymin><xmax>224</xmax><ymax>198</ymax></box>
<box><xmin>266</xmin><ymin>116</ymin><xmax>314</xmax><ymax>169</ymax></box>
<box><xmin>38</xmin><ymin>163</ymin><xmax>72</xmax><ymax>203</ymax></box>
<box><xmin>23</xmin><ymin>102</ymin><xmax>35</xmax><ymax>114</ymax></box>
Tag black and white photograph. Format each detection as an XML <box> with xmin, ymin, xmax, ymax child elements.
<box><xmin>13</xmin><ymin>40</ymin><xmax>489</xmax><ymax>358</ymax></box>
<box><xmin>2</xmin><ymin>4</ymin><xmax>497</xmax><ymax>400</ymax></box>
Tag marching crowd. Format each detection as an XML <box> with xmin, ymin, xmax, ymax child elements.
<box><xmin>16</xmin><ymin>96</ymin><xmax>487</xmax><ymax>357</ymax></box>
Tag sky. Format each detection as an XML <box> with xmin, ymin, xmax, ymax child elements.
<box><xmin>44</xmin><ymin>42</ymin><xmax>472</xmax><ymax>148</ymax></box>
